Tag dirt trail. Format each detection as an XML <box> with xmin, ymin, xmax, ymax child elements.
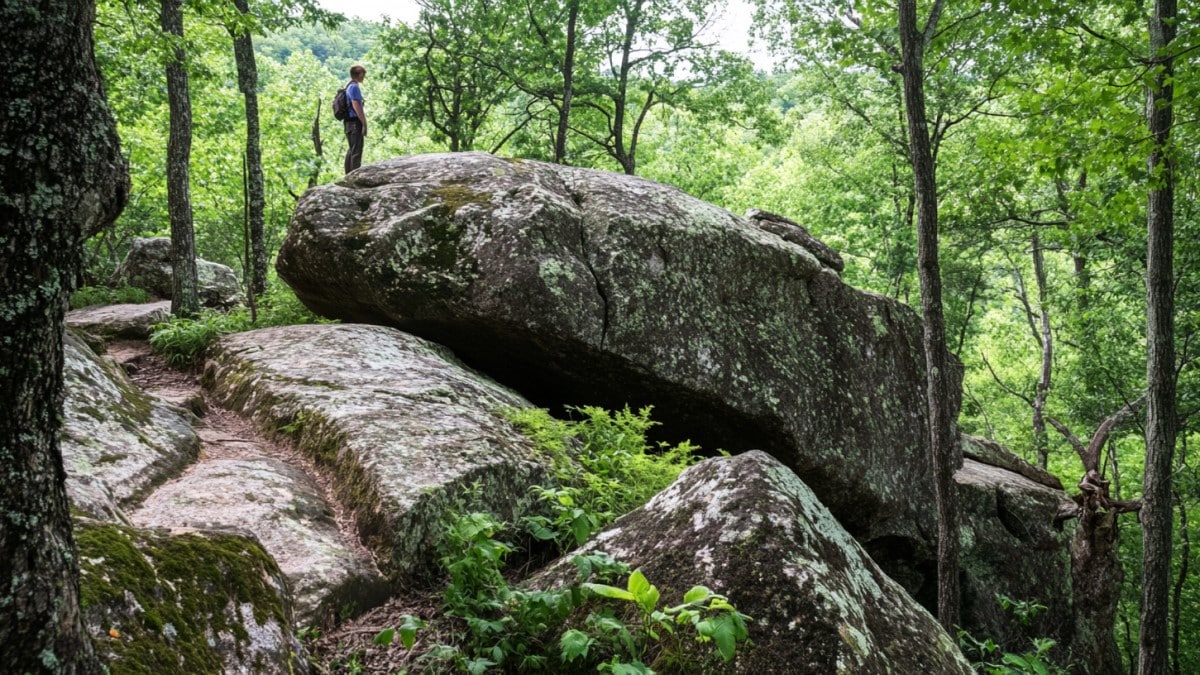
<box><xmin>108</xmin><ymin>340</ymin><xmax>449</xmax><ymax>671</ymax></box>
<box><xmin>107</xmin><ymin>340</ymin><xmax>376</xmax><ymax>571</ymax></box>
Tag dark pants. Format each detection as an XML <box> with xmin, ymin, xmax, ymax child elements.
<box><xmin>344</xmin><ymin>118</ymin><xmax>363</xmax><ymax>173</ymax></box>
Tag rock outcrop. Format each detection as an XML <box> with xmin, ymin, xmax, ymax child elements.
<box><xmin>112</xmin><ymin>237</ymin><xmax>243</xmax><ymax>309</ymax></box>
<box><xmin>275</xmin><ymin>153</ymin><xmax>1076</xmax><ymax>649</ymax></box>
<box><xmin>276</xmin><ymin>152</ymin><xmax>956</xmax><ymax>573</ymax></box>
<box><xmin>61</xmin><ymin>330</ymin><xmax>200</xmax><ymax>522</ymax></box>
<box><xmin>535</xmin><ymin>451</ymin><xmax>974</xmax><ymax>673</ymax></box>
<box><xmin>202</xmin><ymin>323</ymin><xmax>549</xmax><ymax>586</ymax></box>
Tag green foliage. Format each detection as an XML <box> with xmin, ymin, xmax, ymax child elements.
<box><xmin>70</xmin><ymin>284</ymin><xmax>151</xmax><ymax>309</ymax></box>
<box><xmin>959</xmin><ymin>595</ymin><xmax>1068</xmax><ymax>675</ymax></box>
<box><xmin>506</xmin><ymin>405</ymin><xmax>697</xmax><ymax>552</ymax></box>
<box><xmin>400</xmin><ymin>505</ymin><xmax>747</xmax><ymax>673</ymax></box>
<box><xmin>149</xmin><ymin>310</ymin><xmax>254</xmax><ymax>367</ymax></box>
<box><xmin>148</xmin><ymin>279</ymin><xmax>329</xmax><ymax>366</ymax></box>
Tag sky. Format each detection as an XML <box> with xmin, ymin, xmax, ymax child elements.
<box><xmin>315</xmin><ymin>0</ymin><xmax>775</xmax><ymax>70</ymax></box>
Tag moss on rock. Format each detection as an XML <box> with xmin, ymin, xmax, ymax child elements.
<box><xmin>77</xmin><ymin>520</ymin><xmax>304</xmax><ymax>674</ymax></box>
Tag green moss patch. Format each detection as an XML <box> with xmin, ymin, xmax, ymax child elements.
<box><xmin>77</xmin><ymin>521</ymin><xmax>293</xmax><ymax>674</ymax></box>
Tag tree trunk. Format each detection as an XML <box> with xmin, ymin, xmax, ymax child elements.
<box><xmin>0</xmin><ymin>0</ymin><xmax>128</xmax><ymax>670</ymax></box>
<box><xmin>230</xmin><ymin>0</ymin><xmax>266</xmax><ymax>298</ymax></box>
<box><xmin>1031</xmin><ymin>228</ymin><xmax>1053</xmax><ymax>469</ymax></box>
<box><xmin>1052</xmin><ymin>400</ymin><xmax>1143</xmax><ymax>674</ymax></box>
<box><xmin>554</xmin><ymin>0</ymin><xmax>579</xmax><ymax>164</ymax></box>
<box><xmin>162</xmin><ymin>0</ymin><xmax>200</xmax><ymax>317</ymax></box>
<box><xmin>1139</xmin><ymin>0</ymin><xmax>1177</xmax><ymax>670</ymax></box>
<box><xmin>1071</xmin><ymin>507</ymin><xmax>1126</xmax><ymax>675</ymax></box>
<box><xmin>897</xmin><ymin>0</ymin><xmax>959</xmax><ymax>631</ymax></box>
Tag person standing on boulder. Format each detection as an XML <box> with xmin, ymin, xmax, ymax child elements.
<box><xmin>344</xmin><ymin>65</ymin><xmax>367</xmax><ymax>173</ymax></box>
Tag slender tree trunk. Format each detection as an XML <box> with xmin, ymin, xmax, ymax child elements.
<box><xmin>162</xmin><ymin>0</ymin><xmax>199</xmax><ymax>317</ymax></box>
<box><xmin>230</xmin><ymin>0</ymin><xmax>266</xmax><ymax>297</ymax></box>
<box><xmin>554</xmin><ymin>0</ymin><xmax>579</xmax><ymax>164</ymax></box>
<box><xmin>0</xmin><ymin>0</ymin><xmax>128</xmax><ymax>670</ymax></box>
<box><xmin>1139</xmin><ymin>0</ymin><xmax>1177</xmax><ymax>670</ymax></box>
<box><xmin>897</xmin><ymin>0</ymin><xmax>959</xmax><ymax>631</ymax></box>
<box><xmin>309</xmin><ymin>98</ymin><xmax>323</xmax><ymax>190</ymax></box>
<box><xmin>1032</xmin><ymin>228</ymin><xmax>1053</xmax><ymax>469</ymax></box>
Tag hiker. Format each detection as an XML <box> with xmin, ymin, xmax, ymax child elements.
<box><xmin>344</xmin><ymin>65</ymin><xmax>367</xmax><ymax>173</ymax></box>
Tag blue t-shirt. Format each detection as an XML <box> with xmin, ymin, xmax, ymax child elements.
<box><xmin>346</xmin><ymin>81</ymin><xmax>364</xmax><ymax>119</ymax></box>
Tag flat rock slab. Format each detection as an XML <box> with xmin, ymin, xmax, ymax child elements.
<box><xmin>535</xmin><ymin>451</ymin><xmax>973</xmax><ymax>673</ymax></box>
<box><xmin>66</xmin><ymin>300</ymin><xmax>171</xmax><ymax>340</ymax></box>
<box><xmin>202</xmin><ymin>323</ymin><xmax>547</xmax><ymax>586</ymax></box>
<box><xmin>61</xmin><ymin>329</ymin><xmax>200</xmax><ymax>522</ymax></box>
<box><xmin>133</xmin><ymin>457</ymin><xmax>389</xmax><ymax>628</ymax></box>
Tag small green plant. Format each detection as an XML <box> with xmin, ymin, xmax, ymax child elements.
<box><xmin>582</xmin><ymin>570</ymin><xmax>751</xmax><ymax>668</ymax></box>
<box><xmin>294</xmin><ymin>625</ymin><xmax>320</xmax><ymax>643</ymax></box>
<box><xmin>70</xmin><ymin>284</ymin><xmax>150</xmax><ymax>309</ymax></box>
<box><xmin>373</xmin><ymin>614</ymin><xmax>425</xmax><ymax>650</ymax></box>
<box><xmin>958</xmin><ymin>595</ymin><xmax>1068</xmax><ymax>674</ymax></box>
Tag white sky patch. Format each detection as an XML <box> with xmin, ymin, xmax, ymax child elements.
<box><xmin>317</xmin><ymin>0</ymin><xmax>776</xmax><ymax>71</ymax></box>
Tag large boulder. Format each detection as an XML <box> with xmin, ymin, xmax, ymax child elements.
<box><xmin>61</xmin><ymin>330</ymin><xmax>200</xmax><ymax>522</ymax></box>
<box><xmin>202</xmin><ymin>323</ymin><xmax>549</xmax><ymax>586</ymax></box>
<box><xmin>112</xmin><ymin>237</ymin><xmax>243</xmax><ymax>309</ymax></box>
<box><xmin>535</xmin><ymin>451</ymin><xmax>974</xmax><ymax>673</ymax></box>
<box><xmin>956</xmin><ymin>456</ymin><xmax>1073</xmax><ymax>653</ymax></box>
<box><xmin>276</xmin><ymin>152</ymin><xmax>955</xmax><ymax>584</ymax></box>
<box><xmin>77</xmin><ymin>520</ymin><xmax>309</xmax><ymax>674</ymax></box>
<box><xmin>133</xmin><ymin>457</ymin><xmax>390</xmax><ymax>629</ymax></box>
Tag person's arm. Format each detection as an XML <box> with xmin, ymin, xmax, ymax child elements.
<box><xmin>352</xmin><ymin>99</ymin><xmax>366</xmax><ymax>136</ymax></box>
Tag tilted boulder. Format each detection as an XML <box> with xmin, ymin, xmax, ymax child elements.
<box><xmin>276</xmin><ymin>152</ymin><xmax>955</xmax><ymax>583</ymax></box>
<box><xmin>112</xmin><ymin>237</ymin><xmax>243</xmax><ymax>309</ymax></box>
<box><xmin>60</xmin><ymin>329</ymin><xmax>200</xmax><ymax>522</ymax></box>
<box><xmin>77</xmin><ymin>520</ymin><xmax>309</xmax><ymax>674</ymax></box>
<box><xmin>202</xmin><ymin>323</ymin><xmax>548</xmax><ymax>586</ymax></box>
<box><xmin>66</xmin><ymin>300</ymin><xmax>172</xmax><ymax>341</ymax></box>
<box><xmin>133</xmin><ymin>457</ymin><xmax>390</xmax><ymax>629</ymax></box>
<box><xmin>534</xmin><ymin>451</ymin><xmax>974</xmax><ymax>673</ymax></box>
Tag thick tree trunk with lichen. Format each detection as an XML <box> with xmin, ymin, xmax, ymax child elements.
<box><xmin>0</xmin><ymin>0</ymin><xmax>128</xmax><ymax>670</ymax></box>
<box><xmin>162</xmin><ymin>0</ymin><xmax>200</xmax><ymax>317</ymax></box>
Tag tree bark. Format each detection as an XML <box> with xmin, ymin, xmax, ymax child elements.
<box><xmin>554</xmin><ymin>0</ymin><xmax>579</xmax><ymax>164</ymax></box>
<box><xmin>897</xmin><ymin>0</ymin><xmax>959</xmax><ymax>631</ymax></box>
<box><xmin>230</xmin><ymin>0</ymin><xmax>266</xmax><ymax>298</ymax></box>
<box><xmin>162</xmin><ymin>0</ymin><xmax>200</xmax><ymax>317</ymax></box>
<box><xmin>1031</xmin><ymin>228</ymin><xmax>1053</xmax><ymax>469</ymax></box>
<box><xmin>1139</xmin><ymin>0</ymin><xmax>1177</xmax><ymax>670</ymax></box>
<box><xmin>0</xmin><ymin>0</ymin><xmax>128</xmax><ymax>670</ymax></box>
<box><xmin>1050</xmin><ymin>399</ymin><xmax>1143</xmax><ymax>674</ymax></box>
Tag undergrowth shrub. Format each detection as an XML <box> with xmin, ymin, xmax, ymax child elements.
<box><xmin>506</xmin><ymin>405</ymin><xmax>699</xmax><ymax>551</ymax></box>
<box><xmin>958</xmin><ymin>595</ymin><xmax>1069</xmax><ymax>674</ymax></box>
<box><xmin>366</xmin><ymin>409</ymin><xmax>745</xmax><ymax>674</ymax></box>
<box><xmin>70</xmin><ymin>284</ymin><xmax>150</xmax><ymax>309</ymax></box>
<box><xmin>148</xmin><ymin>279</ymin><xmax>331</xmax><ymax>367</ymax></box>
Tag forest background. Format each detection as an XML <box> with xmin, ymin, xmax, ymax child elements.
<box><xmin>87</xmin><ymin>0</ymin><xmax>1198</xmax><ymax>670</ymax></box>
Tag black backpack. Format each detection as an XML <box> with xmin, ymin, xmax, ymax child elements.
<box><xmin>332</xmin><ymin>81</ymin><xmax>352</xmax><ymax>121</ymax></box>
